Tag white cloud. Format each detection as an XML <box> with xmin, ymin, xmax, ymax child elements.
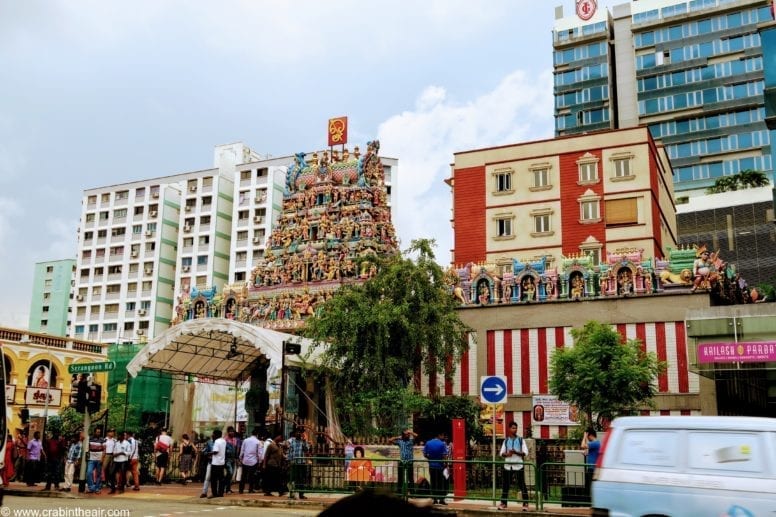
<box><xmin>378</xmin><ymin>68</ymin><xmax>554</xmax><ymax>263</ymax></box>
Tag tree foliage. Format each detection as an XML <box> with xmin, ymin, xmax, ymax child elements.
<box><xmin>302</xmin><ymin>238</ymin><xmax>472</xmax><ymax>435</ymax></box>
<box><xmin>706</xmin><ymin>169</ymin><xmax>769</xmax><ymax>194</ymax></box>
<box><xmin>549</xmin><ymin>321</ymin><xmax>665</xmax><ymax>430</ymax></box>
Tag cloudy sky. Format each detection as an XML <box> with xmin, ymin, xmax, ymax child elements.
<box><xmin>0</xmin><ymin>0</ymin><xmax>618</xmax><ymax>328</ymax></box>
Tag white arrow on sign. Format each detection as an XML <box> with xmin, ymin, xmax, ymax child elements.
<box><xmin>483</xmin><ymin>384</ymin><xmax>504</xmax><ymax>396</ymax></box>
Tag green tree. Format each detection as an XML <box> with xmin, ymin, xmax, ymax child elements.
<box><xmin>706</xmin><ymin>169</ymin><xmax>769</xmax><ymax>194</ymax></box>
<box><xmin>303</xmin><ymin>238</ymin><xmax>472</xmax><ymax>435</ymax></box>
<box><xmin>549</xmin><ymin>321</ymin><xmax>665</xmax><ymax>430</ymax></box>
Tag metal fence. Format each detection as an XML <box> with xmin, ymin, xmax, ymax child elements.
<box><xmin>145</xmin><ymin>449</ymin><xmax>592</xmax><ymax>510</ymax></box>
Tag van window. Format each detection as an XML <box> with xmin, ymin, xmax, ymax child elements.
<box><xmin>619</xmin><ymin>430</ymin><xmax>678</xmax><ymax>467</ymax></box>
<box><xmin>687</xmin><ymin>432</ymin><xmax>762</xmax><ymax>474</ymax></box>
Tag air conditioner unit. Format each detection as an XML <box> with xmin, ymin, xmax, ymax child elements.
<box><xmin>182</xmin><ymin>265</ymin><xmax>190</xmax><ymax>272</ymax></box>
<box><xmin>254</xmin><ymin>216</ymin><xmax>263</xmax><ymax>223</ymax></box>
<box><xmin>131</xmin><ymin>251</ymin><xmax>138</xmax><ymax>258</ymax></box>
<box><xmin>150</xmin><ymin>211</ymin><xmax>157</xmax><ymax>217</ymax></box>
<box><xmin>137</xmin><ymin>329</ymin><xmax>145</xmax><ymax>335</ymax></box>
<box><xmin>138</xmin><ymin>309</ymin><xmax>147</xmax><ymax>316</ymax></box>
<box><xmin>152</xmin><ymin>192</ymin><xmax>159</xmax><ymax>198</ymax></box>
<box><xmin>253</xmin><ymin>237</ymin><xmax>262</xmax><ymax>244</ymax></box>
<box><xmin>189</xmin><ymin>185</ymin><xmax>197</xmax><ymax>192</ymax></box>
<box><xmin>184</xmin><ymin>225</ymin><xmax>192</xmax><ymax>232</ymax></box>
<box><xmin>144</xmin><ymin>268</ymin><xmax>153</xmax><ymax>275</ymax></box>
<box><xmin>76</xmin><ymin>295</ymin><xmax>83</xmax><ymax>301</ymax></box>
<box><xmin>145</xmin><ymin>230</ymin><xmax>153</xmax><ymax>237</ymax></box>
<box><xmin>185</xmin><ymin>205</ymin><xmax>192</xmax><ymax>212</ymax></box>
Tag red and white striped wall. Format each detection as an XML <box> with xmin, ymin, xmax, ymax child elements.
<box><xmin>423</xmin><ymin>322</ymin><xmax>701</xmax><ymax>438</ymax></box>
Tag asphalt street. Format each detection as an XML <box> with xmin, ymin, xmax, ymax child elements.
<box><xmin>2</xmin><ymin>496</ymin><xmax>320</xmax><ymax>517</ymax></box>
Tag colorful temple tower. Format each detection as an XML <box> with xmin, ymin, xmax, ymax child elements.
<box><xmin>172</xmin><ymin>140</ymin><xmax>399</xmax><ymax>330</ymax></box>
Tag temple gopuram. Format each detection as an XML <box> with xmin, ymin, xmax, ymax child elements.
<box><xmin>171</xmin><ymin>140</ymin><xmax>398</xmax><ymax>330</ymax></box>
<box><xmin>447</xmin><ymin>244</ymin><xmax>757</xmax><ymax>307</ymax></box>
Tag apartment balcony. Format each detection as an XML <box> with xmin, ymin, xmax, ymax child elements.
<box><xmin>135</xmin><ymin>194</ymin><xmax>145</xmax><ymax>203</ymax></box>
<box><xmin>81</xmin><ymin>256</ymin><xmax>93</xmax><ymax>266</ymax></box>
<box><xmin>102</xmin><ymin>330</ymin><xmax>118</xmax><ymax>340</ymax></box>
<box><xmin>201</xmin><ymin>203</ymin><xmax>212</xmax><ymax>212</ymax></box>
<box><xmin>105</xmin><ymin>292</ymin><xmax>120</xmax><ymax>300</ymax></box>
<box><xmin>235</xmin><ymin>238</ymin><xmax>248</xmax><ymax>248</ymax></box>
<box><xmin>133</xmin><ymin>214</ymin><xmax>144</xmax><ymax>222</ymax></box>
<box><xmin>96</xmin><ymin>237</ymin><xmax>106</xmax><ymax>246</ymax></box>
<box><xmin>103</xmin><ymin>311</ymin><xmax>119</xmax><ymax>319</ymax></box>
<box><xmin>113</xmin><ymin>216</ymin><xmax>127</xmax><ymax>225</ymax></box>
<box><xmin>145</xmin><ymin>250</ymin><xmax>155</xmax><ymax>259</ymax></box>
<box><xmin>75</xmin><ymin>313</ymin><xmax>86</xmax><ymax>322</ymax></box>
<box><xmin>235</xmin><ymin>259</ymin><xmax>247</xmax><ymax>268</ymax></box>
<box><xmin>108</xmin><ymin>253</ymin><xmax>124</xmax><ymax>263</ymax></box>
<box><xmin>255</xmin><ymin>177</ymin><xmax>268</xmax><ymax>186</ymax></box>
<box><xmin>182</xmin><ymin>245</ymin><xmax>193</xmax><ymax>254</ymax></box>
<box><xmin>107</xmin><ymin>273</ymin><xmax>122</xmax><ymax>282</ymax></box>
<box><xmin>126</xmin><ymin>290</ymin><xmax>138</xmax><ymax>298</ymax></box>
<box><xmin>114</xmin><ymin>196</ymin><xmax>128</xmax><ymax>206</ymax></box>
<box><xmin>124</xmin><ymin>309</ymin><xmax>136</xmax><ymax>318</ymax></box>
<box><xmin>202</xmin><ymin>183</ymin><xmax>213</xmax><ymax>193</ymax></box>
<box><xmin>87</xmin><ymin>201</ymin><xmax>97</xmax><ymax>210</ymax></box>
<box><xmin>200</xmin><ymin>224</ymin><xmax>211</xmax><ymax>232</ymax></box>
<box><xmin>84</xmin><ymin>220</ymin><xmax>95</xmax><ymax>229</ymax></box>
<box><xmin>240</xmin><ymin>177</ymin><xmax>252</xmax><ymax>187</ymax></box>
<box><xmin>91</xmin><ymin>292</ymin><xmax>103</xmax><ymax>301</ymax></box>
<box><xmin>141</xmin><ymin>289</ymin><xmax>153</xmax><ymax>297</ymax></box>
<box><xmin>237</xmin><ymin>219</ymin><xmax>249</xmax><ymax>228</ymax></box>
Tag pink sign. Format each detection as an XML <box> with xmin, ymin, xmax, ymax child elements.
<box><xmin>698</xmin><ymin>342</ymin><xmax>776</xmax><ymax>363</ymax></box>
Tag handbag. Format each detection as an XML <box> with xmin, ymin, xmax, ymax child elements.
<box><xmin>234</xmin><ymin>465</ymin><xmax>243</xmax><ymax>482</ymax></box>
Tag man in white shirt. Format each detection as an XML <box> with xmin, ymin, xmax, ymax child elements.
<box><xmin>239</xmin><ymin>428</ymin><xmax>261</xmax><ymax>494</ymax></box>
<box><xmin>111</xmin><ymin>431</ymin><xmax>129</xmax><ymax>494</ymax></box>
<box><xmin>209</xmin><ymin>429</ymin><xmax>227</xmax><ymax>498</ymax></box>
<box><xmin>102</xmin><ymin>429</ymin><xmax>116</xmax><ymax>492</ymax></box>
<box><xmin>498</xmin><ymin>421</ymin><xmax>529</xmax><ymax>511</ymax></box>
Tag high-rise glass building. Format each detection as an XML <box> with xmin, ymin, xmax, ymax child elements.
<box><xmin>554</xmin><ymin>0</ymin><xmax>773</xmax><ymax>195</ymax></box>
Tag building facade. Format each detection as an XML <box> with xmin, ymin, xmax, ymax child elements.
<box><xmin>554</xmin><ymin>0</ymin><xmax>774</xmax><ymax>194</ymax></box>
<box><xmin>28</xmin><ymin>259</ymin><xmax>75</xmax><ymax>336</ymax></box>
<box><xmin>1</xmin><ymin>327</ymin><xmax>108</xmax><ymax>432</ymax></box>
<box><xmin>676</xmin><ymin>186</ymin><xmax>776</xmax><ymax>286</ymax></box>
<box><xmin>450</xmin><ymin>127</ymin><xmax>677</xmax><ymax>268</ymax></box>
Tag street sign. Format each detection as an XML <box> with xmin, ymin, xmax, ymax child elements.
<box><xmin>480</xmin><ymin>375</ymin><xmax>508</xmax><ymax>405</ymax></box>
<box><xmin>68</xmin><ymin>361</ymin><xmax>116</xmax><ymax>374</ymax></box>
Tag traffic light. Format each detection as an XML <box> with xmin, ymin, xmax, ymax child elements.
<box><xmin>20</xmin><ymin>407</ymin><xmax>29</xmax><ymax>424</ymax></box>
<box><xmin>87</xmin><ymin>383</ymin><xmax>101</xmax><ymax>414</ymax></box>
<box><xmin>70</xmin><ymin>375</ymin><xmax>89</xmax><ymax>413</ymax></box>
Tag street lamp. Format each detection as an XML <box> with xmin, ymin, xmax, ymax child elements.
<box><xmin>161</xmin><ymin>396</ymin><xmax>170</xmax><ymax>429</ymax></box>
<box><xmin>280</xmin><ymin>340</ymin><xmax>301</xmax><ymax>438</ymax></box>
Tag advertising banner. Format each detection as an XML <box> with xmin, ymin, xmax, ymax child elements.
<box><xmin>531</xmin><ymin>395</ymin><xmax>579</xmax><ymax>425</ymax></box>
<box><xmin>698</xmin><ymin>342</ymin><xmax>776</xmax><ymax>363</ymax></box>
<box><xmin>25</xmin><ymin>387</ymin><xmax>62</xmax><ymax>407</ymax></box>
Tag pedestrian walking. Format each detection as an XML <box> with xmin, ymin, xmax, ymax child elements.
<box><xmin>154</xmin><ymin>428</ymin><xmax>173</xmax><ymax>485</ymax></box>
<box><xmin>423</xmin><ymin>431</ymin><xmax>448</xmax><ymax>506</ymax></box>
<box><xmin>111</xmin><ymin>431</ymin><xmax>129</xmax><ymax>494</ymax></box>
<box><xmin>238</xmin><ymin>428</ymin><xmax>260</xmax><ymax>494</ymax></box>
<box><xmin>390</xmin><ymin>428</ymin><xmax>417</xmax><ymax>492</ymax></box>
<box><xmin>43</xmin><ymin>430</ymin><xmax>66</xmax><ymax>490</ymax></box>
<box><xmin>208</xmin><ymin>429</ymin><xmax>227</xmax><ymax>498</ymax></box>
<box><xmin>498</xmin><ymin>421</ymin><xmax>529</xmax><ymax>511</ymax></box>
<box><xmin>287</xmin><ymin>427</ymin><xmax>310</xmax><ymax>499</ymax></box>
<box><xmin>86</xmin><ymin>427</ymin><xmax>105</xmax><ymax>494</ymax></box>
<box><xmin>102</xmin><ymin>429</ymin><xmax>116</xmax><ymax>491</ymax></box>
<box><xmin>61</xmin><ymin>431</ymin><xmax>83</xmax><ymax>492</ymax></box>
<box><xmin>25</xmin><ymin>431</ymin><xmax>44</xmax><ymax>486</ymax></box>
<box><xmin>261</xmin><ymin>435</ymin><xmax>287</xmax><ymax>497</ymax></box>
<box><xmin>12</xmin><ymin>430</ymin><xmax>28</xmax><ymax>483</ymax></box>
<box><xmin>126</xmin><ymin>431</ymin><xmax>140</xmax><ymax>491</ymax></box>
<box><xmin>178</xmin><ymin>434</ymin><xmax>196</xmax><ymax>485</ymax></box>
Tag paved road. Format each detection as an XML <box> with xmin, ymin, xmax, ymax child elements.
<box><xmin>2</xmin><ymin>495</ymin><xmax>321</xmax><ymax>517</ymax></box>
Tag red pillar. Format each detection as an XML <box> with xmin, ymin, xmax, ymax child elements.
<box><xmin>452</xmin><ymin>418</ymin><xmax>466</xmax><ymax>498</ymax></box>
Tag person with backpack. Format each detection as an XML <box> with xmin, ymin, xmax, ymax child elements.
<box><xmin>154</xmin><ymin>428</ymin><xmax>173</xmax><ymax>485</ymax></box>
<box><xmin>498</xmin><ymin>421</ymin><xmax>529</xmax><ymax>511</ymax></box>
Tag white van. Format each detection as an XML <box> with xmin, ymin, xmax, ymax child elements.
<box><xmin>592</xmin><ymin>416</ymin><xmax>776</xmax><ymax>517</ymax></box>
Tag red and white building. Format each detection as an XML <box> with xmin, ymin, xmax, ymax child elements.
<box><xmin>449</xmin><ymin>126</ymin><xmax>678</xmax><ymax>268</ymax></box>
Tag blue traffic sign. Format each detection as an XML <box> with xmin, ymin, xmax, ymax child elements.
<box><xmin>480</xmin><ymin>375</ymin><xmax>508</xmax><ymax>404</ymax></box>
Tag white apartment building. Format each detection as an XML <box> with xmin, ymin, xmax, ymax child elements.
<box><xmin>71</xmin><ymin>142</ymin><xmax>398</xmax><ymax>343</ymax></box>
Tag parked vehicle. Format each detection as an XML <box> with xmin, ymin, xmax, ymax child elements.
<box><xmin>592</xmin><ymin>416</ymin><xmax>776</xmax><ymax>517</ymax></box>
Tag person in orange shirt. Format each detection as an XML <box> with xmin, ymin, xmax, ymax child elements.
<box><xmin>346</xmin><ymin>447</ymin><xmax>374</xmax><ymax>490</ymax></box>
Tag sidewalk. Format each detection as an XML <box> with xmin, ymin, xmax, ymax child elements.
<box><xmin>4</xmin><ymin>481</ymin><xmax>592</xmax><ymax>516</ymax></box>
